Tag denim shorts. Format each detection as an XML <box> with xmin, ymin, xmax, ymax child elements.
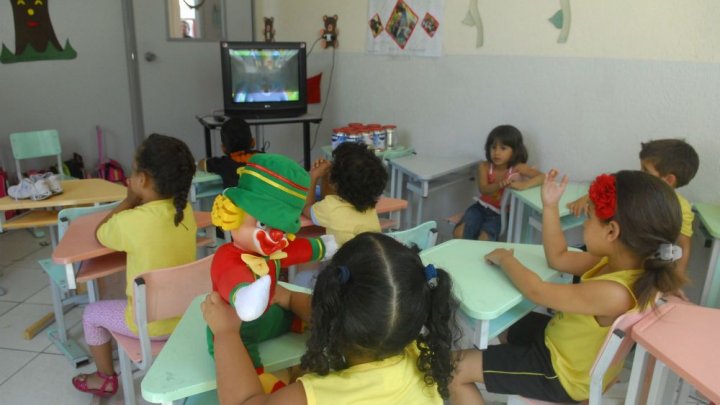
<box><xmin>457</xmin><ymin>202</ymin><xmax>501</xmax><ymax>240</ymax></box>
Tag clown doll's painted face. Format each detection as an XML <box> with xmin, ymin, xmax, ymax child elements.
<box><xmin>230</xmin><ymin>212</ymin><xmax>289</xmax><ymax>256</ymax></box>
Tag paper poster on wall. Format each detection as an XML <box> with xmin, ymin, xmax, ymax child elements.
<box><xmin>367</xmin><ymin>0</ymin><xmax>444</xmax><ymax>57</ymax></box>
<box><xmin>1</xmin><ymin>0</ymin><xmax>77</xmax><ymax>64</ymax></box>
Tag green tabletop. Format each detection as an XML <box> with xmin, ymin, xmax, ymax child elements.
<box><xmin>419</xmin><ymin>240</ymin><xmax>562</xmax><ymax>320</ymax></box>
<box><xmin>510</xmin><ymin>182</ymin><xmax>589</xmax><ymax>216</ymax></box>
<box><xmin>141</xmin><ymin>282</ymin><xmax>311</xmax><ymax>404</ymax></box>
<box><xmin>694</xmin><ymin>203</ymin><xmax>720</xmax><ymax>239</ymax></box>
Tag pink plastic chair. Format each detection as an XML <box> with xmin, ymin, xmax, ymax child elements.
<box><xmin>111</xmin><ymin>254</ymin><xmax>214</xmax><ymax>405</ymax></box>
<box><xmin>507</xmin><ymin>307</ymin><xmax>653</xmax><ymax>405</ymax></box>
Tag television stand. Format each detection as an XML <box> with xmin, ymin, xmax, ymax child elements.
<box><xmin>196</xmin><ymin>113</ymin><xmax>322</xmax><ymax>170</ymax></box>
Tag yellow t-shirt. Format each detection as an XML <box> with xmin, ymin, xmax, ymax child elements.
<box><xmin>96</xmin><ymin>199</ymin><xmax>197</xmax><ymax>336</ymax></box>
<box><xmin>676</xmin><ymin>192</ymin><xmax>694</xmax><ymax>238</ymax></box>
<box><xmin>297</xmin><ymin>344</ymin><xmax>442</xmax><ymax>405</ymax></box>
<box><xmin>545</xmin><ymin>257</ymin><xmax>643</xmax><ymax>401</ymax></box>
<box><xmin>311</xmin><ymin>195</ymin><xmax>381</xmax><ymax>245</ymax></box>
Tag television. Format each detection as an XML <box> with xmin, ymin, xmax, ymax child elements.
<box><xmin>220</xmin><ymin>41</ymin><xmax>307</xmax><ymax>119</ymax></box>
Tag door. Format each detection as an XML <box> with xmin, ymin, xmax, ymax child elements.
<box><xmin>131</xmin><ymin>0</ymin><xmax>253</xmax><ymax>158</ymax></box>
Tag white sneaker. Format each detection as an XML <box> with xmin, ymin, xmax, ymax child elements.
<box><xmin>8</xmin><ymin>177</ymin><xmax>52</xmax><ymax>200</ymax></box>
<box><xmin>32</xmin><ymin>179</ymin><xmax>52</xmax><ymax>200</ymax></box>
<box><xmin>43</xmin><ymin>173</ymin><xmax>63</xmax><ymax>194</ymax></box>
<box><xmin>8</xmin><ymin>178</ymin><xmax>35</xmax><ymax>200</ymax></box>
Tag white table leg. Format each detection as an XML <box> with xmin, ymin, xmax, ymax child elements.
<box><xmin>647</xmin><ymin>359</ymin><xmax>676</xmax><ymax>405</ymax></box>
<box><xmin>507</xmin><ymin>194</ymin><xmax>517</xmax><ymax>242</ymax></box>
<box><xmin>65</xmin><ymin>263</ymin><xmax>76</xmax><ymax>290</ymax></box>
<box><xmin>513</xmin><ymin>201</ymin><xmax>525</xmax><ymax>243</ymax></box>
<box><xmin>625</xmin><ymin>344</ymin><xmax>650</xmax><ymax>405</ymax></box>
<box><xmin>700</xmin><ymin>238</ymin><xmax>720</xmax><ymax>307</ymax></box>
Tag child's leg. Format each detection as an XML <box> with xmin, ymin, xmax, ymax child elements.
<box><xmin>75</xmin><ymin>300</ymin><xmax>134</xmax><ymax>391</ymax></box>
<box><xmin>478</xmin><ymin>211</ymin><xmax>501</xmax><ymax>241</ymax></box>
<box><xmin>449</xmin><ymin>349</ymin><xmax>486</xmax><ymax>405</ymax></box>
<box><xmin>455</xmin><ymin>203</ymin><xmax>487</xmax><ymax>240</ymax></box>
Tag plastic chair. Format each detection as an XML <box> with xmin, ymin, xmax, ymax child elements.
<box><xmin>385</xmin><ymin>220</ymin><xmax>438</xmax><ymax>251</ymax></box>
<box><xmin>37</xmin><ymin>201</ymin><xmax>125</xmax><ymax>364</ymax></box>
<box><xmin>9</xmin><ymin>129</ymin><xmax>67</xmax><ymax>182</ymax></box>
<box><xmin>506</xmin><ymin>307</ymin><xmax>654</xmax><ymax>405</ymax></box>
<box><xmin>113</xmin><ymin>254</ymin><xmax>214</xmax><ymax>405</ymax></box>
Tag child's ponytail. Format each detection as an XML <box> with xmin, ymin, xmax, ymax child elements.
<box><xmin>416</xmin><ymin>266</ymin><xmax>460</xmax><ymax>399</ymax></box>
<box><xmin>609</xmin><ymin>171</ymin><xmax>687</xmax><ymax>307</ymax></box>
<box><xmin>301</xmin><ymin>263</ymin><xmax>348</xmax><ymax>375</ymax></box>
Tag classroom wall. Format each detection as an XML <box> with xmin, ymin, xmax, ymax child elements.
<box><xmin>0</xmin><ymin>0</ymin><xmax>136</xmax><ymax>174</ymax></box>
<box><xmin>257</xmin><ymin>0</ymin><xmax>720</xmax><ymax>206</ymax></box>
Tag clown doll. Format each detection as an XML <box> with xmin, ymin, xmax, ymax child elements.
<box><xmin>208</xmin><ymin>153</ymin><xmax>336</xmax><ymax>392</ymax></box>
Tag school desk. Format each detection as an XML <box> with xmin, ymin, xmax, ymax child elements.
<box><xmin>141</xmin><ymin>283</ymin><xmax>312</xmax><ymax>405</ymax></box>
<box><xmin>694</xmin><ymin>203</ymin><xmax>720</xmax><ymax>308</ymax></box>
<box><xmin>190</xmin><ymin>170</ymin><xmax>223</xmax><ymax>210</ymax></box>
<box><xmin>624</xmin><ymin>302</ymin><xmax>720</xmax><ymax>404</ymax></box>
<box><xmin>0</xmin><ymin>178</ymin><xmax>127</xmax><ymax>246</ymax></box>
<box><xmin>48</xmin><ymin>210</ymin><xmax>213</xmax><ymax>366</ymax></box>
<box><xmin>387</xmin><ymin>154</ymin><xmax>480</xmax><ymax>227</ymax></box>
<box><xmin>506</xmin><ymin>181</ymin><xmax>588</xmax><ymax>244</ymax></box>
<box><xmin>419</xmin><ymin>239</ymin><xmax>571</xmax><ymax>349</ymax></box>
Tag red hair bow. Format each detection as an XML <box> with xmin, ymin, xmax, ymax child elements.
<box><xmin>588</xmin><ymin>174</ymin><xmax>616</xmax><ymax>221</ymax></box>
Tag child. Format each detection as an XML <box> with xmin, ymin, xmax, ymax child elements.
<box><xmin>453</xmin><ymin>125</ymin><xmax>544</xmax><ymax>241</ymax></box>
<box><xmin>449</xmin><ymin>170</ymin><xmax>687</xmax><ymax>404</ymax></box>
<box><xmin>303</xmin><ymin>142</ymin><xmax>388</xmax><ymax>245</ymax></box>
<box><xmin>198</xmin><ymin>117</ymin><xmax>260</xmax><ymax>189</ymax></box>
<box><xmin>202</xmin><ymin>232</ymin><xmax>460</xmax><ymax>404</ymax></box>
<box><xmin>567</xmin><ymin>139</ymin><xmax>699</xmax><ymax>283</ymax></box>
<box><xmin>72</xmin><ymin>134</ymin><xmax>198</xmax><ymax>398</ymax></box>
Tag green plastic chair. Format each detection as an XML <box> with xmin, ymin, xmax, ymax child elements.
<box><xmin>10</xmin><ymin>129</ymin><xmax>66</xmax><ymax>182</ymax></box>
<box><xmin>37</xmin><ymin>201</ymin><xmax>123</xmax><ymax>366</ymax></box>
<box><xmin>385</xmin><ymin>220</ymin><xmax>438</xmax><ymax>251</ymax></box>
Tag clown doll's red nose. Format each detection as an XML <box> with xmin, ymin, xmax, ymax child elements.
<box><xmin>269</xmin><ymin>228</ymin><xmax>284</xmax><ymax>242</ymax></box>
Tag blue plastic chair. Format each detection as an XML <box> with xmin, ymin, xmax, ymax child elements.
<box><xmin>385</xmin><ymin>220</ymin><xmax>438</xmax><ymax>251</ymax></box>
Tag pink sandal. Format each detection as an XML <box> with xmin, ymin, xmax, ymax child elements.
<box><xmin>72</xmin><ymin>371</ymin><xmax>118</xmax><ymax>397</ymax></box>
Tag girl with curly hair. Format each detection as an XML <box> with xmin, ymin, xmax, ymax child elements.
<box><xmin>449</xmin><ymin>170</ymin><xmax>688</xmax><ymax>404</ymax></box>
<box><xmin>202</xmin><ymin>232</ymin><xmax>460</xmax><ymax>404</ymax></box>
<box><xmin>303</xmin><ymin>142</ymin><xmax>388</xmax><ymax>246</ymax></box>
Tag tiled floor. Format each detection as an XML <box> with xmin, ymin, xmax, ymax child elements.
<box><xmin>0</xmin><ymin>229</ymin><xmax>149</xmax><ymax>405</ymax></box>
<box><xmin>0</xmin><ymin>229</ymin><xmax>712</xmax><ymax>405</ymax></box>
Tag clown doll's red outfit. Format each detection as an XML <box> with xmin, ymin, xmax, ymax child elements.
<box><xmin>207</xmin><ymin>154</ymin><xmax>335</xmax><ymax>393</ymax></box>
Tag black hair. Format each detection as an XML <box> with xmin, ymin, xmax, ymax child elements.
<box><xmin>220</xmin><ymin>118</ymin><xmax>254</xmax><ymax>155</ymax></box>
<box><xmin>135</xmin><ymin>133</ymin><xmax>196</xmax><ymax>226</ymax></box>
<box><xmin>484</xmin><ymin>125</ymin><xmax>528</xmax><ymax>167</ymax></box>
<box><xmin>330</xmin><ymin>143</ymin><xmax>388</xmax><ymax>212</ymax></box>
<box><xmin>301</xmin><ymin>233</ymin><xmax>460</xmax><ymax>399</ymax></box>
<box><xmin>608</xmin><ymin>170</ymin><xmax>687</xmax><ymax>307</ymax></box>
<box><xmin>638</xmin><ymin>139</ymin><xmax>699</xmax><ymax>188</ymax></box>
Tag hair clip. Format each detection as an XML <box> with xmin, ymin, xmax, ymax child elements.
<box><xmin>419</xmin><ymin>325</ymin><xmax>430</xmax><ymax>337</ymax></box>
<box><xmin>424</xmin><ymin>264</ymin><xmax>438</xmax><ymax>289</ymax></box>
<box><xmin>653</xmin><ymin>243</ymin><xmax>682</xmax><ymax>262</ymax></box>
<box><xmin>338</xmin><ymin>265</ymin><xmax>350</xmax><ymax>284</ymax></box>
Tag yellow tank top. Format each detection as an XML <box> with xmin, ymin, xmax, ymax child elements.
<box><xmin>545</xmin><ymin>257</ymin><xmax>643</xmax><ymax>401</ymax></box>
<box><xmin>297</xmin><ymin>344</ymin><xmax>442</xmax><ymax>405</ymax></box>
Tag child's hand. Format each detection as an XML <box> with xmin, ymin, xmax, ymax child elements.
<box><xmin>566</xmin><ymin>195</ymin><xmax>589</xmax><ymax>217</ymax></box>
<box><xmin>541</xmin><ymin>169</ymin><xmax>568</xmax><ymax>207</ymax></box>
<box><xmin>201</xmin><ymin>292</ymin><xmax>241</xmax><ymax>335</ymax></box>
<box><xmin>485</xmin><ymin>248</ymin><xmax>514</xmax><ymax>267</ymax></box>
<box><xmin>124</xmin><ymin>180</ymin><xmax>143</xmax><ymax>208</ymax></box>
<box><xmin>508</xmin><ymin>180</ymin><xmax>527</xmax><ymax>190</ymax></box>
<box><xmin>271</xmin><ymin>284</ymin><xmax>291</xmax><ymax>310</ymax></box>
<box><xmin>310</xmin><ymin>159</ymin><xmax>331</xmax><ymax>181</ymax></box>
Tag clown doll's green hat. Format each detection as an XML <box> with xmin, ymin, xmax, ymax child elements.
<box><xmin>224</xmin><ymin>153</ymin><xmax>310</xmax><ymax>234</ymax></box>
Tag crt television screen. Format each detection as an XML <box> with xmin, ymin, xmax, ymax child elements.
<box><xmin>229</xmin><ymin>48</ymin><xmax>301</xmax><ymax>104</ymax></box>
